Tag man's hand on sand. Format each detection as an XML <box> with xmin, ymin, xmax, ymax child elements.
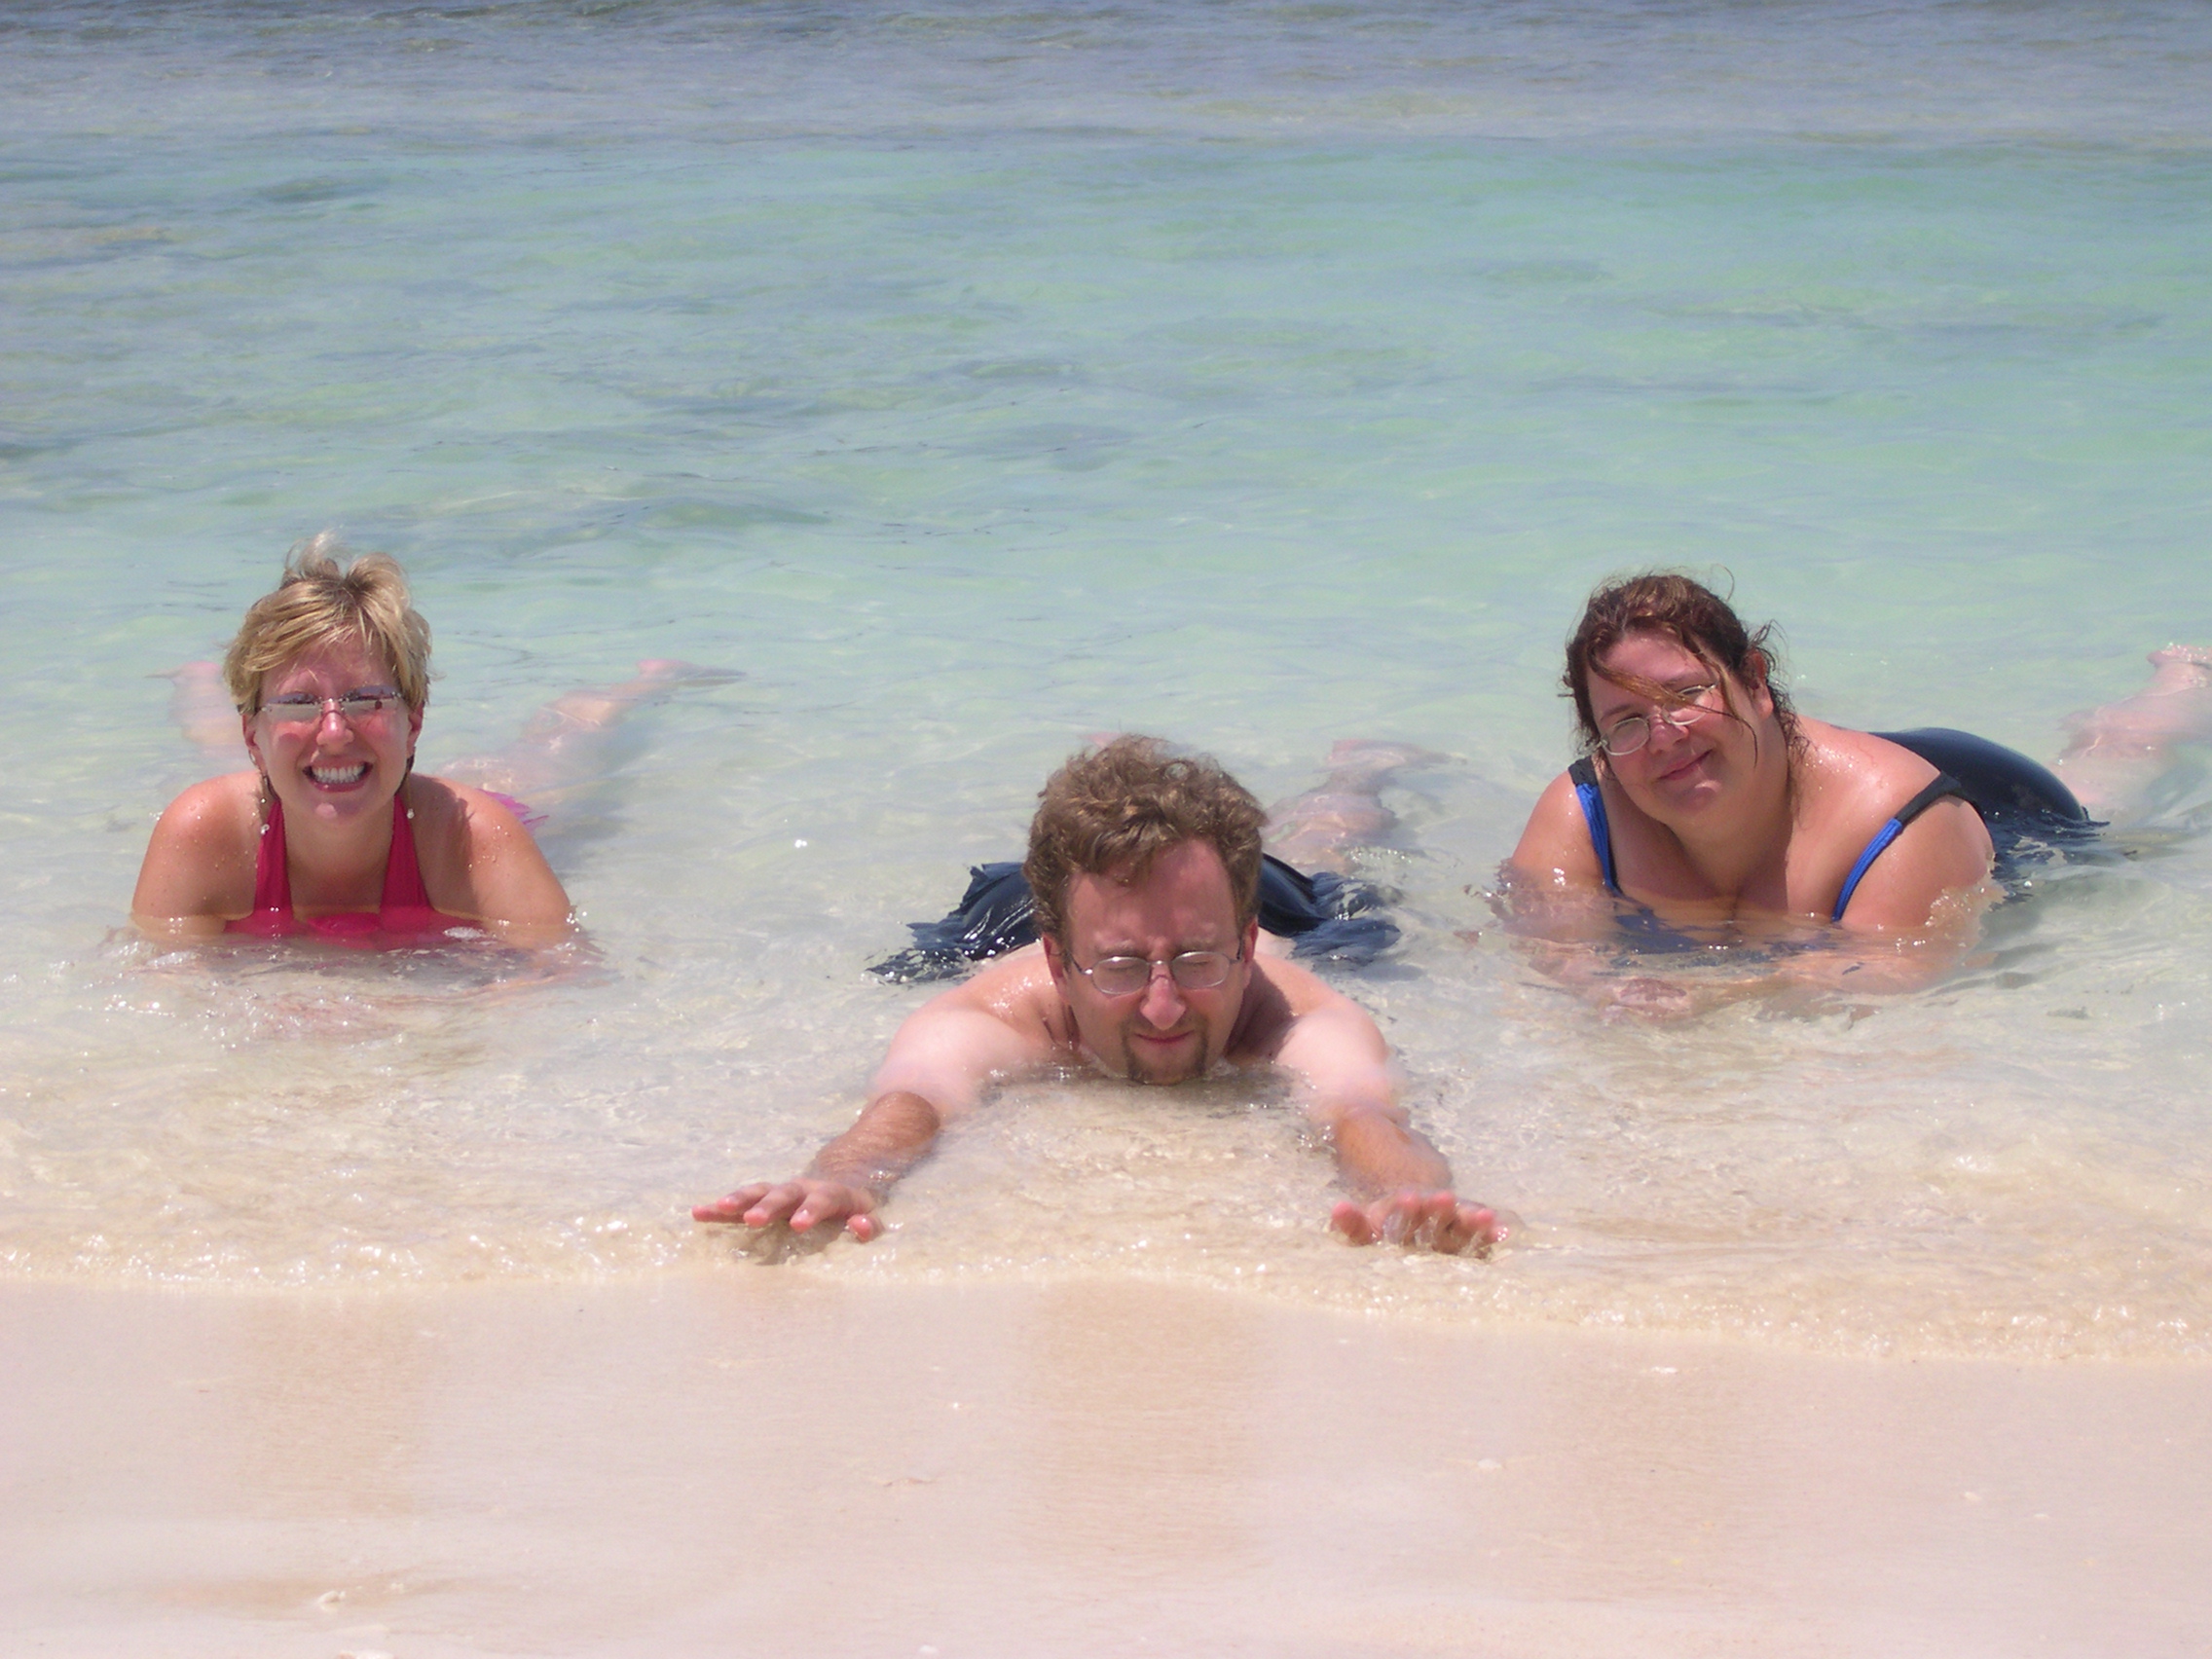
<box><xmin>1331</xmin><ymin>1189</ymin><xmax>1511</xmax><ymax>1255</ymax></box>
<box><xmin>692</xmin><ymin>1178</ymin><xmax>881</xmax><ymax>1241</ymax></box>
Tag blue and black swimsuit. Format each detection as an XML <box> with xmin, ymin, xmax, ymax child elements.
<box><xmin>1568</xmin><ymin>727</ymin><xmax>2097</xmax><ymax>923</ymax></box>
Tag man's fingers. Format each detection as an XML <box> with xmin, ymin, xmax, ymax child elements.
<box><xmin>1410</xmin><ymin>1197</ymin><xmax>1496</xmax><ymax>1253</ymax></box>
<box><xmin>796</xmin><ymin>1185</ymin><xmax>879</xmax><ymax>1232</ymax></box>
<box><xmin>1430</xmin><ymin>1201</ymin><xmax>1516</xmax><ymax>1255</ymax></box>
<box><xmin>1330</xmin><ymin>1199</ymin><xmax>1382</xmax><ymax>1245</ymax></box>
<box><xmin>1433</xmin><ymin>1202</ymin><xmax>1493</xmax><ymax>1253</ymax></box>
<box><xmin>705</xmin><ymin>1182</ymin><xmax>807</xmax><ymax>1229</ymax></box>
<box><xmin>1333</xmin><ymin>1191</ymin><xmax>1514</xmax><ymax>1255</ymax></box>
<box><xmin>1385</xmin><ymin>1190</ymin><xmax>1442</xmax><ymax>1245</ymax></box>
<box><xmin>693</xmin><ymin>1179</ymin><xmax>883</xmax><ymax>1242</ymax></box>
<box><xmin>1333</xmin><ymin>1193</ymin><xmax>1433</xmax><ymax>1247</ymax></box>
<box><xmin>745</xmin><ymin>1184</ymin><xmax>811</xmax><ymax>1228</ymax></box>
<box><xmin>690</xmin><ymin>1183</ymin><xmax>773</xmax><ymax>1224</ymax></box>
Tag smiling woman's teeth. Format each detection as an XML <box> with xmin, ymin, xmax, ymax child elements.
<box><xmin>309</xmin><ymin>763</ymin><xmax>368</xmax><ymax>786</ymax></box>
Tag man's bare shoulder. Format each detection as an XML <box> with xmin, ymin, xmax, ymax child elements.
<box><xmin>870</xmin><ymin>943</ymin><xmax>1074</xmax><ymax>1115</ymax></box>
<box><xmin>1227</xmin><ymin>951</ymin><xmax>1380</xmax><ymax>1063</ymax></box>
<box><xmin>1246</xmin><ymin>949</ymin><xmax>1351</xmax><ymax>1014</ymax></box>
<box><xmin>926</xmin><ymin>943</ymin><xmax>1060</xmax><ymax>1031</ymax></box>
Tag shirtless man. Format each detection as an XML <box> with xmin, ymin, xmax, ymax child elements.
<box><xmin>693</xmin><ymin>736</ymin><xmax>1507</xmax><ymax>1254</ymax></box>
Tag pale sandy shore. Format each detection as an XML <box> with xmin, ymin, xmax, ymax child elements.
<box><xmin>5</xmin><ymin>1272</ymin><xmax>2207</xmax><ymax>1659</ymax></box>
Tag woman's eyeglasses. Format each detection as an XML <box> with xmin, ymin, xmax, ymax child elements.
<box><xmin>254</xmin><ymin>688</ymin><xmax>404</xmax><ymax>727</ymax></box>
<box><xmin>1600</xmin><ymin>683</ymin><xmax>1722</xmax><ymax>756</ymax></box>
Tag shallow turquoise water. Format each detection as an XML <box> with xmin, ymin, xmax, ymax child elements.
<box><xmin>2</xmin><ymin>1</ymin><xmax>2209</xmax><ymax>1356</ymax></box>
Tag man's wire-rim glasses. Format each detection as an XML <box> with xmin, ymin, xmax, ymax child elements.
<box><xmin>1072</xmin><ymin>948</ymin><xmax>1244</xmax><ymax>998</ymax></box>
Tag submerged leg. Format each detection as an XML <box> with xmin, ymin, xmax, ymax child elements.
<box><xmin>1263</xmin><ymin>740</ymin><xmax>1447</xmax><ymax>875</ymax></box>
<box><xmin>157</xmin><ymin>661</ymin><xmax>244</xmax><ymax>762</ymax></box>
<box><xmin>2051</xmin><ymin>646</ymin><xmax>2212</xmax><ymax>819</ymax></box>
<box><xmin>439</xmin><ymin>660</ymin><xmax>740</xmax><ymax>809</ymax></box>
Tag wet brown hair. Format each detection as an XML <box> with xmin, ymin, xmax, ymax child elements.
<box><xmin>1023</xmin><ymin>736</ymin><xmax>1267</xmax><ymax>945</ymax></box>
<box><xmin>224</xmin><ymin>533</ymin><xmax>432</xmax><ymax>717</ymax></box>
<box><xmin>1564</xmin><ymin>571</ymin><xmax>1799</xmax><ymax>756</ymax></box>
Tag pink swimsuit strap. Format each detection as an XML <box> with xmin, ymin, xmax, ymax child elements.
<box><xmin>230</xmin><ymin>791</ymin><xmax>445</xmax><ymax>941</ymax></box>
<box><xmin>376</xmin><ymin>792</ymin><xmax>434</xmax><ymax>910</ymax></box>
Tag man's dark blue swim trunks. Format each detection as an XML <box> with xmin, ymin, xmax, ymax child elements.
<box><xmin>869</xmin><ymin>856</ymin><xmax>1398</xmax><ymax>983</ymax></box>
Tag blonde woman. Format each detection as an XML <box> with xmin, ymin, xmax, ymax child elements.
<box><xmin>134</xmin><ymin>537</ymin><xmax>574</xmax><ymax>944</ymax></box>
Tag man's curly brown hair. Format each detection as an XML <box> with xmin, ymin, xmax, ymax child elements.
<box><xmin>1023</xmin><ymin>736</ymin><xmax>1267</xmax><ymax>945</ymax></box>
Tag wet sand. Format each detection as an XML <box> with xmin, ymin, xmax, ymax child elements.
<box><xmin>5</xmin><ymin>1272</ymin><xmax>2207</xmax><ymax>1658</ymax></box>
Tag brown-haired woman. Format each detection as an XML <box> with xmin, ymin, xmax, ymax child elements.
<box><xmin>1508</xmin><ymin>572</ymin><xmax>2211</xmax><ymax>994</ymax></box>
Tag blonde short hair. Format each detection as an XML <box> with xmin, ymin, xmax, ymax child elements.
<box><xmin>223</xmin><ymin>534</ymin><xmax>432</xmax><ymax>715</ymax></box>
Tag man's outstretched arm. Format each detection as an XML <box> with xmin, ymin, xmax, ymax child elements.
<box><xmin>691</xmin><ymin>1088</ymin><xmax>940</xmax><ymax>1241</ymax></box>
<box><xmin>1274</xmin><ymin>992</ymin><xmax>1513</xmax><ymax>1255</ymax></box>
<box><xmin>692</xmin><ymin>963</ymin><xmax>1048</xmax><ymax>1241</ymax></box>
<box><xmin>1323</xmin><ymin>1117</ymin><xmax>1510</xmax><ymax>1255</ymax></box>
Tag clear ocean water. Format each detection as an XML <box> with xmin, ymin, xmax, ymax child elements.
<box><xmin>3</xmin><ymin>0</ymin><xmax>2208</xmax><ymax>1357</ymax></box>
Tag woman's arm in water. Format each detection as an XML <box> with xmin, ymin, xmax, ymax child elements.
<box><xmin>408</xmin><ymin>778</ymin><xmax>574</xmax><ymax>944</ymax></box>
<box><xmin>1823</xmin><ymin>794</ymin><xmax>1997</xmax><ymax>938</ymax></box>
<box><xmin>1507</xmin><ymin>901</ymin><xmax>1989</xmax><ymax>1017</ymax></box>
<box><xmin>1493</xmin><ymin>803</ymin><xmax>1998</xmax><ymax>1016</ymax></box>
<box><xmin>1506</xmin><ymin>770</ymin><xmax>1611</xmax><ymax>902</ymax></box>
<box><xmin>130</xmin><ymin>774</ymin><xmax>260</xmax><ymax>938</ymax></box>
<box><xmin>1521</xmin><ymin>884</ymin><xmax>1993</xmax><ymax>1013</ymax></box>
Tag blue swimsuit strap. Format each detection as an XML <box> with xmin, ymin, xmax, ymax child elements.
<box><xmin>1567</xmin><ymin>756</ymin><xmax>1620</xmax><ymax>895</ymax></box>
<box><xmin>1830</xmin><ymin>773</ymin><xmax>1972</xmax><ymax>922</ymax></box>
<box><xmin>1569</xmin><ymin>756</ymin><xmax>1972</xmax><ymax>921</ymax></box>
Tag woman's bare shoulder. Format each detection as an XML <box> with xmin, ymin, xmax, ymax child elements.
<box><xmin>149</xmin><ymin>772</ymin><xmax>262</xmax><ymax>849</ymax></box>
<box><xmin>1509</xmin><ymin>766</ymin><xmax>1605</xmax><ymax>886</ymax></box>
<box><xmin>409</xmin><ymin>775</ymin><xmax>531</xmax><ymax>843</ymax></box>
<box><xmin>133</xmin><ymin>772</ymin><xmax>262</xmax><ymax>925</ymax></box>
<box><xmin>1797</xmin><ymin>722</ymin><xmax>1992</xmax><ymax>927</ymax></box>
<box><xmin>1797</xmin><ymin>721</ymin><xmax>1942</xmax><ymax>823</ymax></box>
<box><xmin>1819</xmin><ymin>720</ymin><xmax>1941</xmax><ymax>778</ymax></box>
<box><xmin>406</xmin><ymin>775</ymin><xmax>572</xmax><ymax>929</ymax></box>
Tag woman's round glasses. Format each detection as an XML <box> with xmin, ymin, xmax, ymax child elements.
<box><xmin>1600</xmin><ymin>683</ymin><xmax>1722</xmax><ymax>756</ymax></box>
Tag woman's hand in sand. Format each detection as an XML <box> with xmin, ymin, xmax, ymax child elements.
<box><xmin>692</xmin><ymin>1179</ymin><xmax>882</xmax><ymax>1241</ymax></box>
<box><xmin>1331</xmin><ymin>1190</ymin><xmax>1513</xmax><ymax>1256</ymax></box>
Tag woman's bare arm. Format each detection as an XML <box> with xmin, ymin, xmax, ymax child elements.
<box><xmin>412</xmin><ymin>780</ymin><xmax>574</xmax><ymax>942</ymax></box>
<box><xmin>130</xmin><ymin>775</ymin><xmax>259</xmax><ymax>936</ymax></box>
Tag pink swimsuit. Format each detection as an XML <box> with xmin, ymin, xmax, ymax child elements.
<box><xmin>226</xmin><ymin>794</ymin><xmax>462</xmax><ymax>944</ymax></box>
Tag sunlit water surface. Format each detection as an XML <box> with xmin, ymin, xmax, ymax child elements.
<box><xmin>3</xmin><ymin>0</ymin><xmax>2210</xmax><ymax>1358</ymax></box>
